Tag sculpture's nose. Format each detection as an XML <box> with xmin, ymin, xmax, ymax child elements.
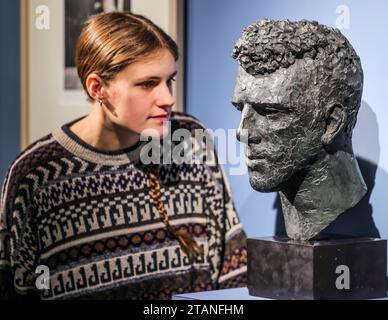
<box><xmin>237</xmin><ymin>103</ymin><xmax>251</xmax><ymax>143</ymax></box>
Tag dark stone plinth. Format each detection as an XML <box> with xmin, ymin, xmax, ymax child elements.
<box><xmin>247</xmin><ymin>236</ymin><xmax>387</xmax><ymax>300</ymax></box>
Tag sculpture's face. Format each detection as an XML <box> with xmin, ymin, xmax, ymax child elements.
<box><xmin>232</xmin><ymin>59</ymin><xmax>325</xmax><ymax>192</ymax></box>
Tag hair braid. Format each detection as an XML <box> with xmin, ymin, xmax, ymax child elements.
<box><xmin>147</xmin><ymin>166</ymin><xmax>202</xmax><ymax>261</ymax></box>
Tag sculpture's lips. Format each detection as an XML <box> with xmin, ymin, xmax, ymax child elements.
<box><xmin>246</xmin><ymin>157</ymin><xmax>266</xmax><ymax>169</ymax></box>
<box><xmin>246</xmin><ymin>157</ymin><xmax>266</xmax><ymax>163</ymax></box>
<box><xmin>245</xmin><ymin>151</ymin><xmax>268</xmax><ymax>160</ymax></box>
<box><xmin>246</xmin><ymin>155</ymin><xmax>266</xmax><ymax>160</ymax></box>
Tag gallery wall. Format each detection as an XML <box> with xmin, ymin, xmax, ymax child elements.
<box><xmin>185</xmin><ymin>0</ymin><xmax>388</xmax><ymax>250</ymax></box>
<box><xmin>0</xmin><ymin>0</ymin><xmax>20</xmax><ymax>184</ymax></box>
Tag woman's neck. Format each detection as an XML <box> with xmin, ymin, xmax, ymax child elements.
<box><xmin>69</xmin><ymin>103</ymin><xmax>140</xmax><ymax>151</ymax></box>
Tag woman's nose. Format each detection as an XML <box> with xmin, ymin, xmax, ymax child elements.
<box><xmin>156</xmin><ymin>84</ymin><xmax>175</xmax><ymax>108</ymax></box>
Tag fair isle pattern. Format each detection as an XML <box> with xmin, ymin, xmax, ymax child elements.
<box><xmin>43</xmin><ymin>242</ymin><xmax>210</xmax><ymax>300</ymax></box>
<box><xmin>0</xmin><ymin>112</ymin><xmax>247</xmax><ymax>299</ymax></box>
<box><xmin>40</xmin><ymin>217</ymin><xmax>208</xmax><ymax>261</ymax></box>
<box><xmin>42</xmin><ymin>222</ymin><xmax>209</xmax><ymax>269</ymax></box>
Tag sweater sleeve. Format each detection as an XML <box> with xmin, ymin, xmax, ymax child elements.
<box><xmin>0</xmin><ymin>165</ymin><xmax>40</xmax><ymax>300</ymax></box>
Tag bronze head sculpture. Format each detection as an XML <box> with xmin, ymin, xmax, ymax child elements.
<box><xmin>232</xmin><ymin>19</ymin><xmax>367</xmax><ymax>240</ymax></box>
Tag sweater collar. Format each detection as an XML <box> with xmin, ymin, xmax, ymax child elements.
<box><xmin>52</xmin><ymin>117</ymin><xmax>145</xmax><ymax>165</ymax></box>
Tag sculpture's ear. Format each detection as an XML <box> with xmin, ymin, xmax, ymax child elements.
<box><xmin>321</xmin><ymin>104</ymin><xmax>346</xmax><ymax>145</ymax></box>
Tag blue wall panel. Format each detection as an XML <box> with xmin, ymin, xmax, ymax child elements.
<box><xmin>0</xmin><ymin>0</ymin><xmax>21</xmax><ymax>183</ymax></box>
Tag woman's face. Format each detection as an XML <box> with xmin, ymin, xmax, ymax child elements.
<box><xmin>103</xmin><ymin>48</ymin><xmax>177</xmax><ymax>138</ymax></box>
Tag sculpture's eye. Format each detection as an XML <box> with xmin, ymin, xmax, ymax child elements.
<box><xmin>262</xmin><ymin>108</ymin><xmax>281</xmax><ymax>116</ymax></box>
<box><xmin>252</xmin><ymin>104</ymin><xmax>281</xmax><ymax>117</ymax></box>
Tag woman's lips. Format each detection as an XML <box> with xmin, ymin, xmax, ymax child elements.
<box><xmin>149</xmin><ymin>114</ymin><xmax>170</xmax><ymax>121</ymax></box>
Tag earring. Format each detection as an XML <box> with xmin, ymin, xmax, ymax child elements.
<box><xmin>98</xmin><ymin>97</ymin><xmax>117</xmax><ymax>117</ymax></box>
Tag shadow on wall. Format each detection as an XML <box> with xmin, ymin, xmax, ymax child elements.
<box><xmin>275</xmin><ymin>101</ymin><xmax>383</xmax><ymax>238</ymax></box>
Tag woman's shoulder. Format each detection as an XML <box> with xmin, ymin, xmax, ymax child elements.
<box><xmin>1</xmin><ymin>132</ymin><xmax>69</xmax><ymax>197</ymax></box>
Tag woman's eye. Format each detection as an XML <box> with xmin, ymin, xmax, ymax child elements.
<box><xmin>167</xmin><ymin>77</ymin><xmax>176</xmax><ymax>87</ymax></box>
<box><xmin>139</xmin><ymin>81</ymin><xmax>156</xmax><ymax>89</ymax></box>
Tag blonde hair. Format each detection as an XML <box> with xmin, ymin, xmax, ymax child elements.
<box><xmin>76</xmin><ymin>11</ymin><xmax>179</xmax><ymax>100</ymax></box>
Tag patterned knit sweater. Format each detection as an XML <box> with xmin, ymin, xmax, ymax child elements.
<box><xmin>0</xmin><ymin>112</ymin><xmax>247</xmax><ymax>300</ymax></box>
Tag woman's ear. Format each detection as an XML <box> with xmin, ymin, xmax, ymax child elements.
<box><xmin>321</xmin><ymin>103</ymin><xmax>347</xmax><ymax>145</ymax></box>
<box><xmin>85</xmin><ymin>74</ymin><xmax>105</xmax><ymax>100</ymax></box>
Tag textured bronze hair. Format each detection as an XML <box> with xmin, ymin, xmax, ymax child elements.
<box><xmin>76</xmin><ymin>11</ymin><xmax>179</xmax><ymax>100</ymax></box>
<box><xmin>233</xmin><ymin>19</ymin><xmax>363</xmax><ymax>137</ymax></box>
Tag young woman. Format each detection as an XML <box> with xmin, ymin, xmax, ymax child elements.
<box><xmin>0</xmin><ymin>12</ymin><xmax>247</xmax><ymax>300</ymax></box>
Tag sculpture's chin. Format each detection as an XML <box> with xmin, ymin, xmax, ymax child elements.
<box><xmin>248</xmin><ymin>173</ymin><xmax>282</xmax><ymax>193</ymax></box>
